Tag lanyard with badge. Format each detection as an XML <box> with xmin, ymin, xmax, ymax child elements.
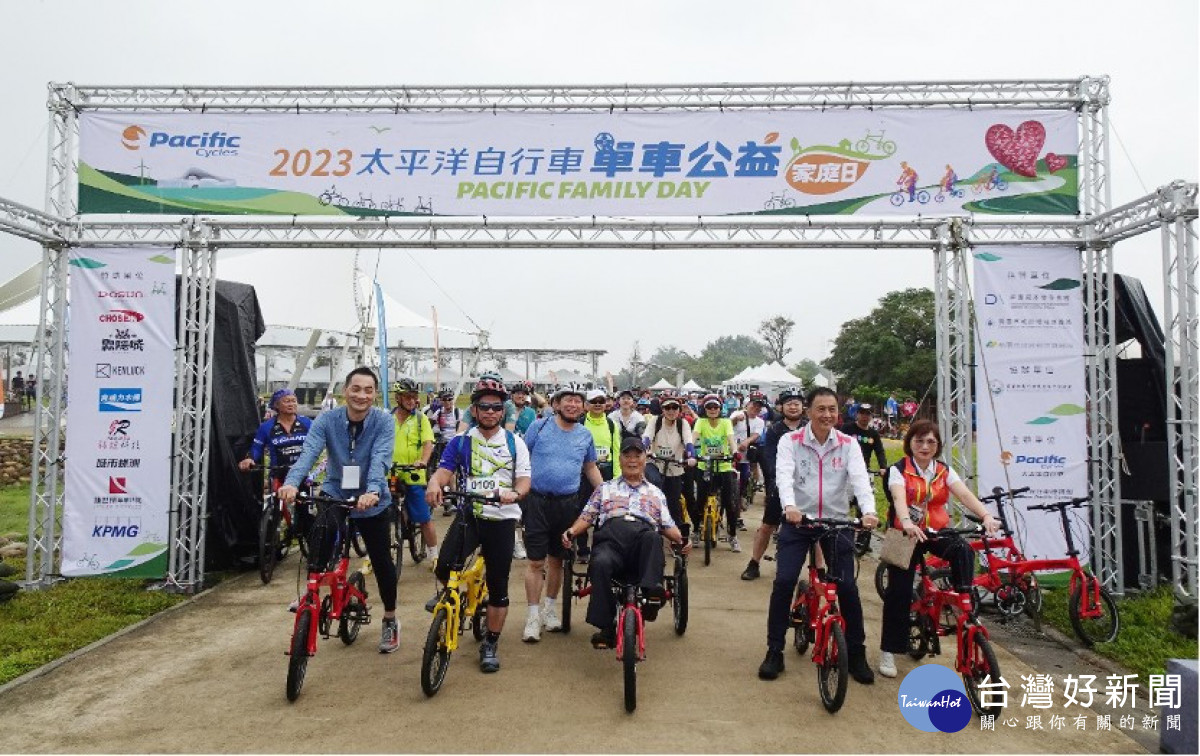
<box><xmin>343</xmin><ymin>418</ymin><xmax>363</xmax><ymax>490</ymax></box>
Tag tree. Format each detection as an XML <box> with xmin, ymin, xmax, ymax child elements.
<box><xmin>689</xmin><ymin>335</ymin><xmax>766</xmax><ymax>388</ymax></box>
<box><xmin>758</xmin><ymin>315</ymin><xmax>795</xmax><ymax>363</ymax></box>
<box><xmin>825</xmin><ymin>288</ymin><xmax>936</xmax><ymax>397</ymax></box>
<box><xmin>790</xmin><ymin>358</ymin><xmax>822</xmax><ymax>385</ymax></box>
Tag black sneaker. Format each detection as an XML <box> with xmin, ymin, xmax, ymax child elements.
<box><xmin>591</xmin><ymin>628</ymin><xmax>616</xmax><ymax>649</ymax></box>
<box><xmin>848</xmin><ymin>647</ymin><xmax>875</xmax><ymax>684</ymax></box>
<box><xmin>740</xmin><ymin>560</ymin><xmax>760</xmax><ymax>580</ymax></box>
<box><xmin>641</xmin><ymin>586</ymin><xmax>665</xmax><ymax>622</ymax></box>
<box><xmin>424</xmin><ymin>592</ymin><xmax>442</xmax><ymax>613</ymax></box>
<box><xmin>758</xmin><ymin>649</ymin><xmax>785</xmax><ymax>680</ymax></box>
<box><xmin>479</xmin><ymin>640</ymin><xmax>500</xmax><ymax>673</ymax></box>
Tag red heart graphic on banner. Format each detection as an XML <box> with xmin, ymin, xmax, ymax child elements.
<box><xmin>985</xmin><ymin>120</ymin><xmax>1046</xmax><ymax>178</ymax></box>
<box><xmin>1045</xmin><ymin>153</ymin><xmax>1067</xmax><ymax>173</ymax></box>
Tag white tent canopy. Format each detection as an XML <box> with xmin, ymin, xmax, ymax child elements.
<box><xmin>649</xmin><ymin>378</ymin><xmax>674</xmax><ymax>390</ymax></box>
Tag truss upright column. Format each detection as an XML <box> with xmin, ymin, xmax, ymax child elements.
<box><xmin>23</xmin><ymin>245</ymin><xmax>69</xmax><ymax>586</ymax></box>
<box><xmin>168</xmin><ymin>223</ymin><xmax>218</xmax><ymax>593</ymax></box>
<box><xmin>1161</xmin><ymin>186</ymin><xmax>1199</xmax><ymax>601</ymax></box>
<box><xmin>935</xmin><ymin>221</ymin><xmax>974</xmax><ymax>489</ymax></box>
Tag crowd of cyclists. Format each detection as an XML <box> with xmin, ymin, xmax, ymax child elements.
<box><xmin>244</xmin><ymin>365</ymin><xmax>1000</xmax><ymax>692</ymax></box>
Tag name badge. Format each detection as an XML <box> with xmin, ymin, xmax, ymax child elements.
<box><xmin>342</xmin><ymin>464</ymin><xmax>362</xmax><ymax>490</ymax></box>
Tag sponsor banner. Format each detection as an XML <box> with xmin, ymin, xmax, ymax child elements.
<box><xmin>974</xmin><ymin>246</ymin><xmax>1088</xmax><ymax>562</ymax></box>
<box><xmin>79</xmin><ymin>110</ymin><xmax>1078</xmax><ymax>218</ymax></box>
<box><xmin>63</xmin><ymin>248</ymin><xmax>176</xmax><ymax>577</ymax></box>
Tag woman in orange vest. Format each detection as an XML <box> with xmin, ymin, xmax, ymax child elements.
<box><xmin>876</xmin><ymin>419</ymin><xmax>999</xmax><ymax>678</ymax></box>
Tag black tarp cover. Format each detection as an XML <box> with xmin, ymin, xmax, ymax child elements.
<box><xmin>182</xmin><ymin>278</ymin><xmax>266</xmax><ymax>568</ymax></box>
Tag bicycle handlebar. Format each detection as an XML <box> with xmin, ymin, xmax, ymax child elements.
<box><xmin>296</xmin><ymin>492</ymin><xmax>358</xmax><ymax>509</ymax></box>
<box><xmin>978</xmin><ymin>486</ymin><xmax>1031</xmax><ymax>503</ymax></box>
<box><xmin>440</xmin><ymin>487</ymin><xmax>501</xmax><ymax>504</ymax></box>
<box><xmin>649</xmin><ymin>455</ymin><xmax>686</xmax><ymax>468</ymax></box>
<box><xmin>800</xmin><ymin>516</ymin><xmax>862</xmax><ymax>529</ymax></box>
<box><xmin>1028</xmin><ymin>496</ymin><xmax>1090</xmax><ymax>512</ymax></box>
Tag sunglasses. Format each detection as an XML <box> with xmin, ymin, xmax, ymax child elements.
<box><xmin>588</xmin><ymin>399</ymin><xmax>606</xmax><ymax>405</ymax></box>
<box><xmin>475</xmin><ymin>402</ymin><xmax>505</xmax><ymax>412</ymax></box>
<box><xmin>662</xmin><ymin>404</ymin><xmax>681</xmax><ymax>410</ymax></box>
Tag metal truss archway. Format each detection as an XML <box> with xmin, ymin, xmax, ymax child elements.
<box><xmin>1</xmin><ymin>79</ymin><xmax>1194</xmax><ymax>603</ymax></box>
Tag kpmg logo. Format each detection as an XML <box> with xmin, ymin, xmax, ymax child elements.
<box><xmin>99</xmin><ymin>309</ymin><xmax>144</xmax><ymax>323</ymax></box>
<box><xmin>99</xmin><ymin>388</ymin><xmax>142</xmax><ymax>413</ymax></box>
<box><xmin>121</xmin><ymin>124</ymin><xmax>241</xmax><ymax>156</ymax></box>
<box><xmin>897</xmin><ymin>664</ymin><xmax>972</xmax><ymax>733</ymax></box>
<box><xmin>91</xmin><ymin>516</ymin><xmax>141</xmax><ymax>538</ymax></box>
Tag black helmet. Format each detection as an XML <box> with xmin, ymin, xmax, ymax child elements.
<box><xmin>391</xmin><ymin>378</ymin><xmax>419</xmax><ymax>394</ymax></box>
<box><xmin>777</xmin><ymin>385</ymin><xmax>805</xmax><ymax>404</ymax></box>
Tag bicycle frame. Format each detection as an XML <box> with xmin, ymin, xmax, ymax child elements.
<box><xmin>792</xmin><ymin>561</ymin><xmax>847</xmax><ymax>667</ymax></box>
<box><xmin>289</xmin><ymin>504</ymin><xmax>369</xmax><ymax>657</ymax></box>
<box><xmin>435</xmin><ymin>554</ymin><xmax>487</xmax><ymax>654</ymax></box>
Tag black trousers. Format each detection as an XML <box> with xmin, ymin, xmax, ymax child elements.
<box><xmin>584</xmin><ymin>518</ymin><xmax>665</xmax><ymax>631</ymax></box>
<box><xmin>659</xmin><ymin>475</ymin><xmax>687</xmax><ymax>539</ymax></box>
<box><xmin>879</xmin><ymin>533</ymin><xmax>974</xmax><ymax>653</ymax></box>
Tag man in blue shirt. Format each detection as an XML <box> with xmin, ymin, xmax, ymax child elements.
<box><xmin>519</xmin><ymin>383</ymin><xmax>603</xmax><ymax>642</ymax></box>
<box><xmin>280</xmin><ymin>367</ymin><xmax>400</xmax><ymax>654</ymax></box>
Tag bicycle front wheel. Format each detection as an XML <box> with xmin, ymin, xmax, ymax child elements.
<box><xmin>561</xmin><ymin>555</ymin><xmax>574</xmax><ymax>634</ymax></box>
<box><xmin>874</xmin><ymin>562</ymin><xmax>889</xmax><ymax>601</ymax></box>
<box><xmin>258</xmin><ymin>508</ymin><xmax>280</xmax><ymax>584</ymax></box>
<box><xmin>817</xmin><ymin>622</ymin><xmax>849</xmax><ymax>713</ymax></box>
<box><xmin>672</xmin><ymin>559</ymin><xmax>689</xmax><ymax>636</ymax></box>
<box><xmin>421</xmin><ymin>606</ymin><xmax>451</xmax><ymax>697</ymax></box>
<box><xmin>286</xmin><ymin>611</ymin><xmax>312</xmax><ymax>702</ymax></box>
<box><xmin>962</xmin><ymin>634</ymin><xmax>1002</xmax><ymax>717</ymax></box>
<box><xmin>622</xmin><ymin>606</ymin><xmax>638</xmax><ymax>713</ymax></box>
<box><xmin>1069</xmin><ymin>583</ymin><xmax>1119</xmax><ymax>646</ymax></box>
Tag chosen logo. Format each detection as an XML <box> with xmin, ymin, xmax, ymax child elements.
<box><xmin>99</xmin><ymin>309</ymin><xmax>144</xmax><ymax>323</ymax></box>
<box><xmin>897</xmin><ymin>664</ymin><xmax>972</xmax><ymax>733</ymax></box>
<box><xmin>99</xmin><ymin>388</ymin><xmax>143</xmax><ymax>413</ymax></box>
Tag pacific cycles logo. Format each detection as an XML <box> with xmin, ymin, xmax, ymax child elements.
<box><xmin>121</xmin><ymin>124</ymin><xmax>241</xmax><ymax>156</ymax></box>
<box><xmin>897</xmin><ymin>664</ymin><xmax>973</xmax><ymax>733</ymax></box>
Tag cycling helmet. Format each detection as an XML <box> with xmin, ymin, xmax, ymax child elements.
<box><xmin>438</xmin><ymin>389</ymin><xmax>454</xmax><ymax>401</ymax></box>
<box><xmin>777</xmin><ymin>385</ymin><xmax>805</xmax><ymax>404</ymax></box>
<box><xmin>701</xmin><ymin>393</ymin><xmax>722</xmax><ymax>408</ymax></box>
<box><xmin>391</xmin><ymin>377</ymin><xmax>419</xmax><ymax>394</ymax></box>
<box><xmin>552</xmin><ymin>382</ymin><xmax>587</xmax><ymax>402</ymax></box>
<box><xmin>746</xmin><ymin>390</ymin><xmax>769</xmax><ymax>406</ymax></box>
<box><xmin>659</xmin><ymin>393</ymin><xmax>682</xmax><ymax>409</ymax></box>
<box><xmin>511</xmin><ymin>380</ymin><xmax>532</xmax><ymax>395</ymax></box>
<box><xmin>471</xmin><ymin>371</ymin><xmax>508</xmax><ymax>402</ymax></box>
<box><xmin>636</xmin><ymin>397</ymin><xmax>652</xmax><ymax>408</ymax></box>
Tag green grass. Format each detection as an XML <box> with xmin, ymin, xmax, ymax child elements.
<box><xmin>0</xmin><ymin>483</ymin><xmax>27</xmax><ymax>536</ymax></box>
<box><xmin>1</xmin><ymin>484</ymin><xmax>190</xmax><ymax>686</ymax></box>
<box><xmin>1039</xmin><ymin>585</ymin><xmax>1197</xmax><ymax>679</ymax></box>
<box><xmin>0</xmin><ymin>576</ymin><xmax>186</xmax><ymax>685</ymax></box>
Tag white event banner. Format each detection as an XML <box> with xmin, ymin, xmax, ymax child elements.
<box><xmin>974</xmin><ymin>246</ymin><xmax>1089</xmax><ymax>563</ymax></box>
<box><xmin>79</xmin><ymin>110</ymin><xmax>1078</xmax><ymax>218</ymax></box>
<box><xmin>63</xmin><ymin>248</ymin><xmax>177</xmax><ymax>577</ymax></box>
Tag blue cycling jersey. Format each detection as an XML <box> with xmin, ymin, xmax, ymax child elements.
<box><xmin>248</xmin><ymin>415</ymin><xmax>313</xmax><ymax>480</ymax></box>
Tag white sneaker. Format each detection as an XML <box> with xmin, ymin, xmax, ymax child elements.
<box><xmin>542</xmin><ymin>600</ymin><xmax>562</xmax><ymax>632</ymax></box>
<box><xmin>878</xmin><ymin>651</ymin><xmax>897</xmax><ymax>678</ymax></box>
<box><xmin>513</xmin><ymin>534</ymin><xmax>527</xmax><ymax>560</ymax></box>
<box><xmin>522</xmin><ymin>609</ymin><xmax>541</xmax><ymax>643</ymax></box>
<box><xmin>730</xmin><ymin>536</ymin><xmax>742</xmax><ymax>553</ymax></box>
<box><xmin>690</xmin><ymin>532</ymin><xmax>700</xmax><ymax>548</ymax></box>
<box><xmin>426</xmin><ymin>546</ymin><xmax>438</xmax><ymax>565</ymax></box>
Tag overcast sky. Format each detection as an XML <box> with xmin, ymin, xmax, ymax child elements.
<box><xmin>0</xmin><ymin>0</ymin><xmax>1195</xmax><ymax>379</ymax></box>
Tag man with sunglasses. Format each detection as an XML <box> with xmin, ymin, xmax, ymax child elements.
<box><xmin>427</xmin><ymin>375</ymin><xmax>531</xmax><ymax>673</ymax></box>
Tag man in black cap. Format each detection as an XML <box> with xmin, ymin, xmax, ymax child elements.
<box><xmin>561</xmin><ymin>437</ymin><xmax>689</xmax><ymax>648</ymax></box>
